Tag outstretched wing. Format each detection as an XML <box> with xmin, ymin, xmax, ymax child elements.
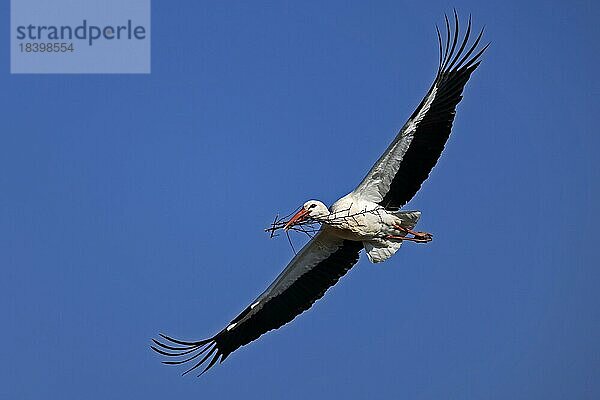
<box><xmin>152</xmin><ymin>231</ymin><xmax>363</xmax><ymax>375</ymax></box>
<box><xmin>353</xmin><ymin>12</ymin><xmax>489</xmax><ymax>210</ymax></box>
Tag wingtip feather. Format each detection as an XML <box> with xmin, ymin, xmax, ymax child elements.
<box><xmin>152</xmin><ymin>332</ymin><xmax>223</xmax><ymax>376</ymax></box>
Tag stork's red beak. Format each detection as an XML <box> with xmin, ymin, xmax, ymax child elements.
<box><xmin>284</xmin><ymin>208</ymin><xmax>310</xmax><ymax>230</ymax></box>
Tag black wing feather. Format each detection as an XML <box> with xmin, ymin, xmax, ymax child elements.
<box><xmin>380</xmin><ymin>12</ymin><xmax>488</xmax><ymax>210</ymax></box>
<box><xmin>152</xmin><ymin>240</ymin><xmax>363</xmax><ymax>375</ymax></box>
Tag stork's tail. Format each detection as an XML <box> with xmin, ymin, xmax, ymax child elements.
<box><xmin>392</xmin><ymin>210</ymin><xmax>421</xmax><ymax>230</ymax></box>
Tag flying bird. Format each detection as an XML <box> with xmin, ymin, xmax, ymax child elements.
<box><xmin>152</xmin><ymin>11</ymin><xmax>488</xmax><ymax>375</ymax></box>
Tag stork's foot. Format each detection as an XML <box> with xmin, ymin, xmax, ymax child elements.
<box><xmin>413</xmin><ymin>231</ymin><xmax>433</xmax><ymax>242</ymax></box>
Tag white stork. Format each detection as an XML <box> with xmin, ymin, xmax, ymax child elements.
<box><xmin>152</xmin><ymin>11</ymin><xmax>488</xmax><ymax>375</ymax></box>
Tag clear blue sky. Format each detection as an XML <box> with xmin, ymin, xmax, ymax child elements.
<box><xmin>2</xmin><ymin>1</ymin><xmax>599</xmax><ymax>399</ymax></box>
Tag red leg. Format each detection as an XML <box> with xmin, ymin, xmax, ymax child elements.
<box><xmin>385</xmin><ymin>234</ymin><xmax>432</xmax><ymax>243</ymax></box>
<box><xmin>393</xmin><ymin>225</ymin><xmax>433</xmax><ymax>241</ymax></box>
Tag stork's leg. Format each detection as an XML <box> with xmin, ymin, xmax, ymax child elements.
<box><xmin>393</xmin><ymin>225</ymin><xmax>433</xmax><ymax>241</ymax></box>
<box><xmin>385</xmin><ymin>234</ymin><xmax>432</xmax><ymax>243</ymax></box>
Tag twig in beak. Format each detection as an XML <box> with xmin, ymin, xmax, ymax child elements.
<box><xmin>286</xmin><ymin>230</ymin><xmax>297</xmax><ymax>255</ymax></box>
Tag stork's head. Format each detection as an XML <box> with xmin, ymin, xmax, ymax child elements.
<box><xmin>284</xmin><ymin>200</ymin><xmax>329</xmax><ymax>230</ymax></box>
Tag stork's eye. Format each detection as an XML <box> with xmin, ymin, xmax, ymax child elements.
<box><xmin>309</xmin><ymin>204</ymin><xmax>317</xmax><ymax>209</ymax></box>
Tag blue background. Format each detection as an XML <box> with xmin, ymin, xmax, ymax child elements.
<box><xmin>1</xmin><ymin>1</ymin><xmax>599</xmax><ymax>399</ymax></box>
